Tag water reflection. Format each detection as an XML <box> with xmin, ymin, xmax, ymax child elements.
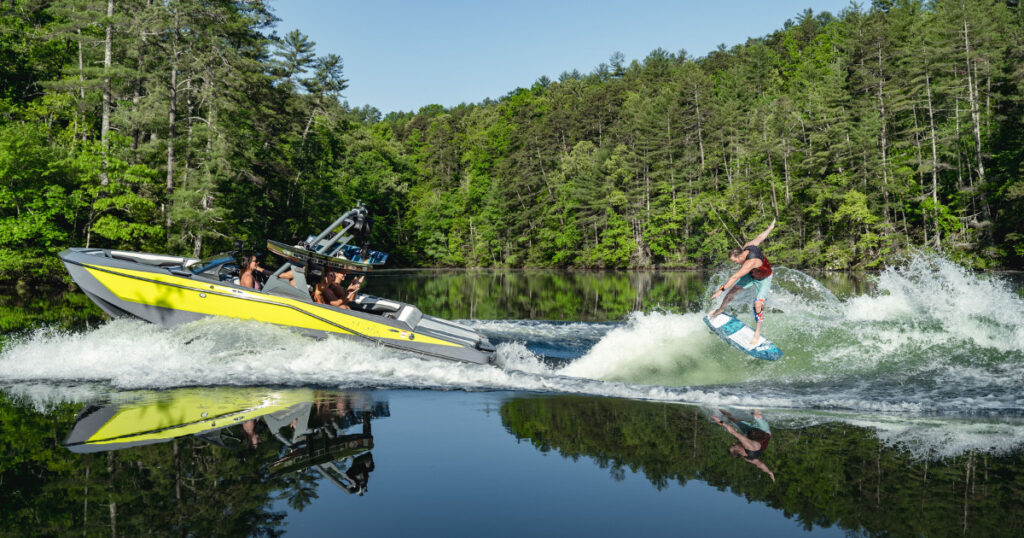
<box><xmin>500</xmin><ymin>395</ymin><xmax>1024</xmax><ymax>537</ymax></box>
<box><xmin>0</xmin><ymin>387</ymin><xmax>387</xmax><ymax>535</ymax></box>
<box><xmin>708</xmin><ymin>408</ymin><xmax>775</xmax><ymax>482</ymax></box>
<box><xmin>64</xmin><ymin>388</ymin><xmax>386</xmax><ymax>499</ymax></box>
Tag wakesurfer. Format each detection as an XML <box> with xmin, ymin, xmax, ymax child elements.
<box><xmin>712</xmin><ymin>408</ymin><xmax>775</xmax><ymax>482</ymax></box>
<box><xmin>709</xmin><ymin>220</ymin><xmax>776</xmax><ymax>345</ymax></box>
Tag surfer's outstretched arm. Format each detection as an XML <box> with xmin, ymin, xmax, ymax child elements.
<box><xmin>711</xmin><ymin>260</ymin><xmax>759</xmax><ymax>301</ymax></box>
<box><xmin>744</xmin><ymin>219</ymin><xmax>776</xmax><ymax>248</ymax></box>
<box><xmin>748</xmin><ymin>459</ymin><xmax>776</xmax><ymax>482</ymax></box>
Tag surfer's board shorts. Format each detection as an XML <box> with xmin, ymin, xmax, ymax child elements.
<box><xmin>736</xmin><ymin>274</ymin><xmax>772</xmax><ymax>323</ymax></box>
<box><xmin>738</xmin><ymin>416</ymin><xmax>771</xmax><ymax>435</ymax></box>
<box><xmin>736</xmin><ymin>273</ymin><xmax>772</xmax><ymax>301</ymax></box>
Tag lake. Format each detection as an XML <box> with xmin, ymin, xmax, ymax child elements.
<box><xmin>1</xmin><ymin>255</ymin><xmax>1022</xmax><ymax>536</ymax></box>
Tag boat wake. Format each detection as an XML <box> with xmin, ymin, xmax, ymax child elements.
<box><xmin>1</xmin><ymin>255</ymin><xmax>1021</xmax><ymax>420</ymax></box>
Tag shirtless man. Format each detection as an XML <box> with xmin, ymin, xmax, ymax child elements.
<box><xmin>709</xmin><ymin>220</ymin><xmax>776</xmax><ymax>344</ymax></box>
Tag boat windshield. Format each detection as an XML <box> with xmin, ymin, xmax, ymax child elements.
<box><xmin>187</xmin><ymin>254</ymin><xmax>235</xmax><ymax>274</ymax></box>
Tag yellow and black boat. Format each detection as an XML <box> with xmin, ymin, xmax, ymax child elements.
<box><xmin>59</xmin><ymin>205</ymin><xmax>495</xmax><ymax>364</ymax></box>
<box><xmin>63</xmin><ymin>388</ymin><xmax>384</xmax><ymax>494</ymax></box>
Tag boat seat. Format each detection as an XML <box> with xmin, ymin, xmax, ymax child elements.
<box><xmin>351</xmin><ymin>295</ymin><xmax>403</xmax><ymax>314</ymax></box>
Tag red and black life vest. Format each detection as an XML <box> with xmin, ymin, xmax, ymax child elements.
<box><xmin>744</xmin><ymin>429</ymin><xmax>771</xmax><ymax>460</ymax></box>
<box><xmin>744</xmin><ymin>246</ymin><xmax>772</xmax><ymax>280</ymax></box>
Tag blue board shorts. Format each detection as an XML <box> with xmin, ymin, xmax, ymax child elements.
<box><xmin>738</xmin><ymin>416</ymin><xmax>771</xmax><ymax>435</ymax></box>
<box><xmin>736</xmin><ymin>273</ymin><xmax>772</xmax><ymax>301</ymax></box>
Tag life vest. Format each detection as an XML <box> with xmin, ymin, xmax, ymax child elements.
<box><xmin>744</xmin><ymin>246</ymin><xmax>772</xmax><ymax>280</ymax></box>
<box><xmin>744</xmin><ymin>429</ymin><xmax>771</xmax><ymax>460</ymax></box>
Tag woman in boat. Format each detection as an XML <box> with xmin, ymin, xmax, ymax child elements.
<box><xmin>239</xmin><ymin>254</ymin><xmax>267</xmax><ymax>290</ymax></box>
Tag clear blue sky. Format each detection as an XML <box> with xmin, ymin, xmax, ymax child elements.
<box><xmin>269</xmin><ymin>1</ymin><xmax>854</xmax><ymax>114</ymax></box>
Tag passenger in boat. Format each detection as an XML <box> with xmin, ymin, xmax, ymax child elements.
<box><xmin>310</xmin><ymin>271</ymin><xmax>352</xmax><ymax>309</ymax></box>
<box><xmin>712</xmin><ymin>408</ymin><xmax>775</xmax><ymax>482</ymax></box>
<box><xmin>325</xmin><ymin>268</ymin><xmax>365</xmax><ymax>306</ymax></box>
<box><xmin>278</xmin><ymin>269</ymin><xmax>295</xmax><ymax>286</ymax></box>
<box><xmin>241</xmin><ymin>419</ymin><xmax>261</xmax><ymax>449</ymax></box>
<box><xmin>239</xmin><ymin>254</ymin><xmax>267</xmax><ymax>290</ymax></box>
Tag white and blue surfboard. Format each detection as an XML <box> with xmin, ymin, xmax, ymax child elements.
<box><xmin>703</xmin><ymin>313</ymin><xmax>783</xmax><ymax>361</ymax></box>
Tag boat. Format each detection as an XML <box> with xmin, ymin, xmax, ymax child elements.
<box><xmin>58</xmin><ymin>204</ymin><xmax>496</xmax><ymax>364</ymax></box>
<box><xmin>63</xmin><ymin>388</ymin><xmax>385</xmax><ymax>495</ymax></box>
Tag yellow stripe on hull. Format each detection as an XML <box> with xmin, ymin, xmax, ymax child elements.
<box><xmin>83</xmin><ymin>265</ymin><xmax>459</xmax><ymax>348</ymax></box>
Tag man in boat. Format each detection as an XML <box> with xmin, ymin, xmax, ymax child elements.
<box><xmin>709</xmin><ymin>219</ymin><xmax>776</xmax><ymax>345</ymax></box>
<box><xmin>712</xmin><ymin>408</ymin><xmax>775</xmax><ymax>482</ymax></box>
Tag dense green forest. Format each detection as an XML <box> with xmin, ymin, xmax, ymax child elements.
<box><xmin>2</xmin><ymin>0</ymin><xmax>1023</xmax><ymax>285</ymax></box>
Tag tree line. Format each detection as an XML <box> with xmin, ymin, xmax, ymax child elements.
<box><xmin>1</xmin><ymin>0</ymin><xmax>1022</xmax><ymax>286</ymax></box>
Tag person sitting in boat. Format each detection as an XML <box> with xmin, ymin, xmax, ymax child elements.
<box><xmin>712</xmin><ymin>408</ymin><xmax>775</xmax><ymax>482</ymax></box>
<box><xmin>277</xmin><ymin>268</ymin><xmax>298</xmax><ymax>287</ymax></box>
<box><xmin>310</xmin><ymin>270</ymin><xmax>352</xmax><ymax>309</ymax></box>
<box><xmin>325</xmin><ymin>267</ymin><xmax>367</xmax><ymax>303</ymax></box>
<box><xmin>326</xmin><ymin>270</ymin><xmax>352</xmax><ymax>298</ymax></box>
<box><xmin>239</xmin><ymin>254</ymin><xmax>268</xmax><ymax>290</ymax></box>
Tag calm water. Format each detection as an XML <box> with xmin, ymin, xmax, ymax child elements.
<box><xmin>1</xmin><ymin>256</ymin><xmax>1023</xmax><ymax>536</ymax></box>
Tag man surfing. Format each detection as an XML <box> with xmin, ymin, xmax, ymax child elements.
<box><xmin>709</xmin><ymin>220</ymin><xmax>775</xmax><ymax>345</ymax></box>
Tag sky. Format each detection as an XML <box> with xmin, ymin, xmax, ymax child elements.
<box><xmin>269</xmin><ymin>0</ymin><xmax>855</xmax><ymax>114</ymax></box>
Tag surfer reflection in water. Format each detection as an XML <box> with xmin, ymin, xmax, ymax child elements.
<box><xmin>712</xmin><ymin>409</ymin><xmax>775</xmax><ymax>482</ymax></box>
<box><xmin>710</xmin><ymin>220</ymin><xmax>776</xmax><ymax>345</ymax></box>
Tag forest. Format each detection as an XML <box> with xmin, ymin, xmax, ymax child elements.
<box><xmin>1</xmin><ymin>0</ymin><xmax>1023</xmax><ymax>285</ymax></box>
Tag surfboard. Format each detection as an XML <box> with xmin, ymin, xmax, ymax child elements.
<box><xmin>703</xmin><ymin>312</ymin><xmax>783</xmax><ymax>361</ymax></box>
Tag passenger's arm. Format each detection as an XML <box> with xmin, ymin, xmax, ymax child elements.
<box><xmin>744</xmin><ymin>220</ymin><xmax>776</xmax><ymax>248</ymax></box>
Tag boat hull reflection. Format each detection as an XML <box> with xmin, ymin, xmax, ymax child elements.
<box><xmin>63</xmin><ymin>387</ymin><xmax>388</xmax><ymax>495</ymax></box>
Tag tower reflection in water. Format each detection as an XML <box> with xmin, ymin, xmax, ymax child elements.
<box><xmin>63</xmin><ymin>387</ymin><xmax>388</xmax><ymax>496</ymax></box>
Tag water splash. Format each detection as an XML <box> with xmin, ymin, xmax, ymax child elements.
<box><xmin>1</xmin><ymin>254</ymin><xmax>1020</xmax><ymax>418</ymax></box>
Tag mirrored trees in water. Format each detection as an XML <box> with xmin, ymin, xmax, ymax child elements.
<box><xmin>2</xmin><ymin>389</ymin><xmax>1021</xmax><ymax>537</ymax></box>
<box><xmin>0</xmin><ymin>389</ymin><xmax>386</xmax><ymax>536</ymax></box>
<box><xmin>500</xmin><ymin>396</ymin><xmax>1024</xmax><ymax>537</ymax></box>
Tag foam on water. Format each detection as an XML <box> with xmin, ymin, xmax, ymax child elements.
<box><xmin>770</xmin><ymin>410</ymin><xmax>1024</xmax><ymax>459</ymax></box>
<box><xmin>0</xmin><ymin>254</ymin><xmax>1020</xmax><ymax>419</ymax></box>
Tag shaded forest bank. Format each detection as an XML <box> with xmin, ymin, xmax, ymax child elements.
<box><xmin>2</xmin><ymin>0</ymin><xmax>1022</xmax><ymax>285</ymax></box>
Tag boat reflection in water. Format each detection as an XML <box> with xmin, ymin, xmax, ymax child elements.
<box><xmin>63</xmin><ymin>387</ymin><xmax>387</xmax><ymax>496</ymax></box>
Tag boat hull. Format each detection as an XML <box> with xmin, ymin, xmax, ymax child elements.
<box><xmin>59</xmin><ymin>248</ymin><xmax>495</xmax><ymax>364</ymax></box>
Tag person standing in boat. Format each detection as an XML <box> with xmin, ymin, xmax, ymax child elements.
<box><xmin>709</xmin><ymin>220</ymin><xmax>776</xmax><ymax>345</ymax></box>
<box><xmin>713</xmin><ymin>408</ymin><xmax>775</xmax><ymax>482</ymax></box>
